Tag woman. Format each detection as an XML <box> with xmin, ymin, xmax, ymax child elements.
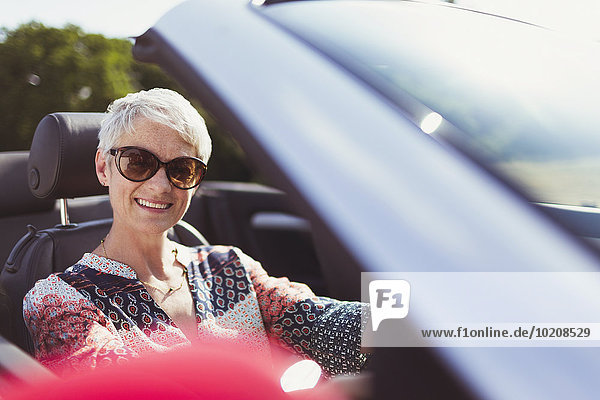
<box><xmin>23</xmin><ymin>88</ymin><xmax>368</xmax><ymax>376</ymax></box>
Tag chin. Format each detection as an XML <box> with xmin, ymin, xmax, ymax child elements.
<box><xmin>130</xmin><ymin>218</ymin><xmax>181</xmax><ymax>236</ymax></box>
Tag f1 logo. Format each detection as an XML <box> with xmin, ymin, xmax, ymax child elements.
<box><xmin>369</xmin><ymin>280</ymin><xmax>411</xmax><ymax>331</ymax></box>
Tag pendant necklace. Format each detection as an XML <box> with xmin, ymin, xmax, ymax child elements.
<box><xmin>100</xmin><ymin>238</ymin><xmax>187</xmax><ymax>295</ymax></box>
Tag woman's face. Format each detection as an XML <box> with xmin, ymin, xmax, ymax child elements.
<box><xmin>96</xmin><ymin>117</ymin><xmax>198</xmax><ymax>236</ymax></box>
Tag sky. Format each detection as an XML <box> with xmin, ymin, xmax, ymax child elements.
<box><xmin>1</xmin><ymin>0</ymin><xmax>599</xmax><ymax>40</ymax></box>
<box><xmin>1</xmin><ymin>0</ymin><xmax>185</xmax><ymax>38</ymax></box>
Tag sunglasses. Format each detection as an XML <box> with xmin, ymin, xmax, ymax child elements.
<box><xmin>109</xmin><ymin>146</ymin><xmax>207</xmax><ymax>190</ymax></box>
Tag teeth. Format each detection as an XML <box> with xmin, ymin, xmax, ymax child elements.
<box><xmin>137</xmin><ymin>199</ymin><xmax>169</xmax><ymax>209</ymax></box>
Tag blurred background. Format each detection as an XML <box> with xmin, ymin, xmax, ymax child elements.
<box><xmin>0</xmin><ymin>0</ymin><xmax>255</xmax><ymax>182</ymax></box>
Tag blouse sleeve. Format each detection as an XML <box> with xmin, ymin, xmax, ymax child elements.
<box><xmin>234</xmin><ymin>249</ymin><xmax>370</xmax><ymax>377</ymax></box>
<box><xmin>23</xmin><ymin>274</ymin><xmax>137</xmax><ymax>373</ymax></box>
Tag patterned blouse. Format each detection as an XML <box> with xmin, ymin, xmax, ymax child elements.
<box><xmin>23</xmin><ymin>245</ymin><xmax>367</xmax><ymax>376</ymax></box>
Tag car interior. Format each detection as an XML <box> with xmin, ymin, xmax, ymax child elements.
<box><xmin>0</xmin><ymin>113</ymin><xmax>328</xmax><ymax>380</ymax></box>
<box><xmin>3</xmin><ymin>112</ymin><xmax>599</xmax><ymax>397</ymax></box>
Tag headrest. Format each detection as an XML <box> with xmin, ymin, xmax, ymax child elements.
<box><xmin>28</xmin><ymin>113</ymin><xmax>108</xmax><ymax>199</ymax></box>
<box><xmin>0</xmin><ymin>152</ymin><xmax>55</xmax><ymax>217</ymax></box>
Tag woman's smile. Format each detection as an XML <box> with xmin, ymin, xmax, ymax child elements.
<box><xmin>135</xmin><ymin>198</ymin><xmax>173</xmax><ymax>210</ymax></box>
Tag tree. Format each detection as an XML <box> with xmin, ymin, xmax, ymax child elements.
<box><xmin>0</xmin><ymin>23</ymin><xmax>135</xmax><ymax>150</ymax></box>
<box><xmin>0</xmin><ymin>22</ymin><xmax>253</xmax><ymax>181</ymax></box>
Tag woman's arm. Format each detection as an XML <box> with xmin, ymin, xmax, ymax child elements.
<box><xmin>235</xmin><ymin>249</ymin><xmax>370</xmax><ymax>377</ymax></box>
<box><xmin>23</xmin><ymin>274</ymin><xmax>137</xmax><ymax>374</ymax></box>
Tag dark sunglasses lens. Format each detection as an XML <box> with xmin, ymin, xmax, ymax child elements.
<box><xmin>119</xmin><ymin>148</ymin><xmax>157</xmax><ymax>181</ymax></box>
<box><xmin>167</xmin><ymin>158</ymin><xmax>204</xmax><ymax>189</ymax></box>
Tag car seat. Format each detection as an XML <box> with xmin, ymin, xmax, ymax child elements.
<box><xmin>0</xmin><ymin>113</ymin><xmax>208</xmax><ymax>353</ymax></box>
<box><xmin>0</xmin><ymin>151</ymin><xmax>57</xmax><ymax>268</ymax></box>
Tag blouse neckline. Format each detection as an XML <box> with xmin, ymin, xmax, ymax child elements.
<box><xmin>77</xmin><ymin>252</ymin><xmax>138</xmax><ymax>279</ymax></box>
<box><xmin>77</xmin><ymin>244</ymin><xmax>197</xmax><ymax>280</ymax></box>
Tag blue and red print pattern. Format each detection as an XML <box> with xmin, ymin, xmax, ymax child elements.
<box><xmin>23</xmin><ymin>246</ymin><xmax>367</xmax><ymax>375</ymax></box>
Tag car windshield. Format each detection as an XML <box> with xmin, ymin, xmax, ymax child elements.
<box><xmin>262</xmin><ymin>1</ymin><xmax>600</xmax><ymax>207</ymax></box>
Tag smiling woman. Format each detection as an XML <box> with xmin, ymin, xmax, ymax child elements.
<box><xmin>21</xmin><ymin>88</ymin><xmax>369</xmax><ymax>377</ymax></box>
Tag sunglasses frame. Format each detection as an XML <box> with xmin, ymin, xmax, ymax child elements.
<box><xmin>108</xmin><ymin>146</ymin><xmax>207</xmax><ymax>190</ymax></box>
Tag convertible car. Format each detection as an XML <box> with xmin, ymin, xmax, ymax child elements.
<box><xmin>2</xmin><ymin>0</ymin><xmax>600</xmax><ymax>398</ymax></box>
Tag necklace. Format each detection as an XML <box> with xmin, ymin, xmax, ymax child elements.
<box><xmin>100</xmin><ymin>238</ymin><xmax>187</xmax><ymax>295</ymax></box>
<box><xmin>140</xmin><ymin>268</ymin><xmax>187</xmax><ymax>295</ymax></box>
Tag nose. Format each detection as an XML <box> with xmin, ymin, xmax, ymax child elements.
<box><xmin>145</xmin><ymin>165</ymin><xmax>172</xmax><ymax>192</ymax></box>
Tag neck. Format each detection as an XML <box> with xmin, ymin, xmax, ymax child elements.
<box><xmin>100</xmin><ymin>223</ymin><xmax>179</xmax><ymax>281</ymax></box>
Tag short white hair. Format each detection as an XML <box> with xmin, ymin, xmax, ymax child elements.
<box><xmin>98</xmin><ymin>88</ymin><xmax>212</xmax><ymax>163</ymax></box>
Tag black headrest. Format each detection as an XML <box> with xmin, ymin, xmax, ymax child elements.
<box><xmin>28</xmin><ymin>113</ymin><xmax>108</xmax><ymax>199</ymax></box>
<box><xmin>0</xmin><ymin>152</ymin><xmax>55</xmax><ymax>217</ymax></box>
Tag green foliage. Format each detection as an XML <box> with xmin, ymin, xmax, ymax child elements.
<box><xmin>0</xmin><ymin>22</ymin><xmax>253</xmax><ymax>182</ymax></box>
<box><xmin>0</xmin><ymin>23</ymin><xmax>135</xmax><ymax>150</ymax></box>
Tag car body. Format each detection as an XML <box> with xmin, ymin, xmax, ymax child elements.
<box><xmin>2</xmin><ymin>0</ymin><xmax>600</xmax><ymax>398</ymax></box>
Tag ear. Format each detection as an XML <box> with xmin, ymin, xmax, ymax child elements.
<box><xmin>95</xmin><ymin>149</ymin><xmax>110</xmax><ymax>187</ymax></box>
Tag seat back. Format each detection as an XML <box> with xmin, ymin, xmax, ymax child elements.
<box><xmin>0</xmin><ymin>152</ymin><xmax>56</xmax><ymax>267</ymax></box>
<box><xmin>0</xmin><ymin>113</ymin><xmax>208</xmax><ymax>353</ymax></box>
